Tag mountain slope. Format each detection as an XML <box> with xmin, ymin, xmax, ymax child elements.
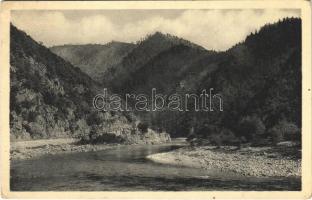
<box><xmin>50</xmin><ymin>42</ymin><xmax>136</xmax><ymax>82</ymax></box>
<box><xmin>98</xmin><ymin>18</ymin><xmax>301</xmax><ymax>143</ymax></box>
<box><xmin>184</xmin><ymin>17</ymin><xmax>302</xmax><ymax>142</ymax></box>
<box><xmin>101</xmin><ymin>32</ymin><xmax>211</xmax><ymax>90</ymax></box>
<box><xmin>13</xmin><ymin>17</ymin><xmax>301</xmax><ymax>146</ymax></box>
<box><xmin>10</xmin><ymin>25</ymin><xmax>93</xmax><ymax>139</ymax></box>
<box><xmin>122</xmin><ymin>44</ymin><xmax>217</xmax><ymax>95</ymax></box>
<box><xmin>10</xmin><ymin>24</ymin><xmax>171</xmax><ymax>143</ymax></box>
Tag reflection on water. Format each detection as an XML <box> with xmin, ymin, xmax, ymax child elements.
<box><xmin>10</xmin><ymin>143</ymin><xmax>301</xmax><ymax>191</ymax></box>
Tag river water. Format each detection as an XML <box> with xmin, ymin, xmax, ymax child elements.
<box><xmin>10</xmin><ymin>142</ymin><xmax>300</xmax><ymax>191</ymax></box>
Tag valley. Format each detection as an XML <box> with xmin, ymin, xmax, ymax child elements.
<box><xmin>9</xmin><ymin>16</ymin><xmax>302</xmax><ymax>191</ymax></box>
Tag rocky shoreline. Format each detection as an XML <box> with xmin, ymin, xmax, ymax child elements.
<box><xmin>11</xmin><ymin>129</ymin><xmax>172</xmax><ymax>161</ymax></box>
<box><xmin>10</xmin><ymin>138</ymin><xmax>120</xmax><ymax>160</ymax></box>
<box><xmin>147</xmin><ymin>145</ymin><xmax>301</xmax><ymax>177</ymax></box>
<box><xmin>12</xmin><ymin>139</ymin><xmax>301</xmax><ymax>178</ymax></box>
<box><xmin>10</xmin><ymin>136</ymin><xmax>173</xmax><ymax>161</ymax></box>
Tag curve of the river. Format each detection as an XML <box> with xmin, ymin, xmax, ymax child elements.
<box><xmin>10</xmin><ymin>142</ymin><xmax>300</xmax><ymax>191</ymax></box>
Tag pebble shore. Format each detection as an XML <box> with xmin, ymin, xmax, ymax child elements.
<box><xmin>147</xmin><ymin>146</ymin><xmax>301</xmax><ymax>177</ymax></box>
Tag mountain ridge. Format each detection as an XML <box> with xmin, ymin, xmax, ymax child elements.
<box><xmin>101</xmin><ymin>31</ymin><xmax>215</xmax><ymax>90</ymax></box>
<box><xmin>100</xmin><ymin>17</ymin><xmax>302</xmax><ymax>143</ymax></box>
<box><xmin>10</xmin><ymin>24</ymin><xmax>171</xmax><ymax>144</ymax></box>
<box><xmin>11</xmin><ymin>17</ymin><xmax>302</xmax><ymax>146</ymax></box>
<box><xmin>50</xmin><ymin>41</ymin><xmax>136</xmax><ymax>82</ymax></box>
<box><xmin>51</xmin><ymin>31</ymin><xmax>212</xmax><ymax>86</ymax></box>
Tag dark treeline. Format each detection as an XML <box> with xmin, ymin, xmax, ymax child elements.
<box><xmin>102</xmin><ymin>18</ymin><xmax>302</xmax><ymax>146</ymax></box>
<box><xmin>48</xmin><ymin>18</ymin><xmax>301</xmax><ymax>147</ymax></box>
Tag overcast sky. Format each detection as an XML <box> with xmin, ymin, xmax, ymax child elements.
<box><xmin>11</xmin><ymin>9</ymin><xmax>300</xmax><ymax>51</ymax></box>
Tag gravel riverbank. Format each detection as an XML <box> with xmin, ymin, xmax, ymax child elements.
<box><xmin>10</xmin><ymin>137</ymin><xmax>176</xmax><ymax>161</ymax></box>
<box><xmin>147</xmin><ymin>145</ymin><xmax>301</xmax><ymax>177</ymax></box>
<box><xmin>10</xmin><ymin>138</ymin><xmax>116</xmax><ymax>160</ymax></box>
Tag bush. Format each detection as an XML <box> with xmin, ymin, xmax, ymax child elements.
<box><xmin>43</xmin><ymin>90</ymin><xmax>58</xmax><ymax>105</ymax></box>
<box><xmin>269</xmin><ymin>120</ymin><xmax>300</xmax><ymax>144</ymax></box>
<box><xmin>209</xmin><ymin>134</ymin><xmax>223</xmax><ymax>147</ymax></box>
<box><xmin>90</xmin><ymin>133</ymin><xmax>125</xmax><ymax>144</ymax></box>
<box><xmin>219</xmin><ymin>128</ymin><xmax>238</xmax><ymax>145</ymax></box>
<box><xmin>196</xmin><ymin>124</ymin><xmax>219</xmax><ymax>139</ymax></box>
<box><xmin>238</xmin><ymin>115</ymin><xmax>265</xmax><ymax>142</ymax></box>
<box><xmin>24</xmin><ymin>122</ymin><xmax>46</xmax><ymax>138</ymax></box>
<box><xmin>27</xmin><ymin>110</ymin><xmax>37</xmax><ymax>122</ymax></box>
<box><xmin>86</xmin><ymin>112</ymin><xmax>102</xmax><ymax>126</ymax></box>
<box><xmin>205</xmin><ymin>128</ymin><xmax>239</xmax><ymax>147</ymax></box>
<box><xmin>82</xmin><ymin>126</ymin><xmax>125</xmax><ymax>144</ymax></box>
<box><xmin>137</xmin><ymin>122</ymin><xmax>148</xmax><ymax>134</ymax></box>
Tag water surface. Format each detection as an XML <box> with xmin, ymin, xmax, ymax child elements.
<box><xmin>11</xmin><ymin>143</ymin><xmax>300</xmax><ymax>191</ymax></box>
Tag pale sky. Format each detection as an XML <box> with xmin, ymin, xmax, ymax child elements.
<box><xmin>11</xmin><ymin>9</ymin><xmax>300</xmax><ymax>51</ymax></box>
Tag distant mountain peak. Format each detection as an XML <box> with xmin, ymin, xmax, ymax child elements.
<box><xmin>149</xmin><ymin>31</ymin><xmax>168</xmax><ymax>38</ymax></box>
<box><xmin>138</xmin><ymin>31</ymin><xmax>206</xmax><ymax>51</ymax></box>
<box><xmin>146</xmin><ymin>31</ymin><xmax>182</xmax><ymax>41</ymax></box>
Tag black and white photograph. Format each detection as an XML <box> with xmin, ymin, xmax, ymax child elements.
<box><xmin>0</xmin><ymin>1</ymin><xmax>311</xmax><ymax>198</ymax></box>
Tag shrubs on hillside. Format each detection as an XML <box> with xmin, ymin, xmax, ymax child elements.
<box><xmin>83</xmin><ymin>126</ymin><xmax>125</xmax><ymax>144</ymax></box>
<box><xmin>187</xmin><ymin>114</ymin><xmax>300</xmax><ymax>147</ymax></box>
<box><xmin>86</xmin><ymin>112</ymin><xmax>103</xmax><ymax>126</ymax></box>
<box><xmin>137</xmin><ymin>122</ymin><xmax>149</xmax><ymax>134</ymax></box>
<box><xmin>237</xmin><ymin>115</ymin><xmax>265</xmax><ymax>142</ymax></box>
<box><xmin>269</xmin><ymin>120</ymin><xmax>300</xmax><ymax>145</ymax></box>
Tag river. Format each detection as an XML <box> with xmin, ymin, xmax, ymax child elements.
<box><xmin>10</xmin><ymin>142</ymin><xmax>300</xmax><ymax>191</ymax></box>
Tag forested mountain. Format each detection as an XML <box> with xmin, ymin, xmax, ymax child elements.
<box><xmin>98</xmin><ymin>18</ymin><xmax>301</xmax><ymax>145</ymax></box>
<box><xmin>11</xmin><ymin>24</ymin><xmax>97</xmax><ymax>140</ymax></box>
<box><xmin>50</xmin><ymin>42</ymin><xmax>136</xmax><ymax>82</ymax></box>
<box><xmin>189</xmin><ymin>18</ymin><xmax>302</xmax><ymax>145</ymax></box>
<box><xmin>101</xmin><ymin>32</ymin><xmax>211</xmax><ymax>91</ymax></box>
<box><xmin>155</xmin><ymin>18</ymin><xmax>301</xmax><ymax>143</ymax></box>
<box><xmin>10</xmin><ymin>24</ymin><xmax>170</xmax><ymax>144</ymax></box>
<box><xmin>13</xmin><ymin>17</ymin><xmax>301</xmax><ymax>146</ymax></box>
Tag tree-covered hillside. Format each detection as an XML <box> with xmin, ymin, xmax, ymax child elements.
<box><xmin>10</xmin><ymin>24</ymin><xmax>171</xmax><ymax>144</ymax></box>
<box><xmin>50</xmin><ymin>42</ymin><xmax>136</xmax><ymax>82</ymax></box>
<box><xmin>43</xmin><ymin>18</ymin><xmax>302</xmax><ymax>146</ymax></box>
<box><xmin>101</xmin><ymin>32</ymin><xmax>212</xmax><ymax>91</ymax></box>
<box><xmin>102</xmin><ymin>18</ymin><xmax>302</xmax><ymax>145</ymax></box>
<box><xmin>191</xmin><ymin>18</ymin><xmax>301</xmax><ymax>145</ymax></box>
